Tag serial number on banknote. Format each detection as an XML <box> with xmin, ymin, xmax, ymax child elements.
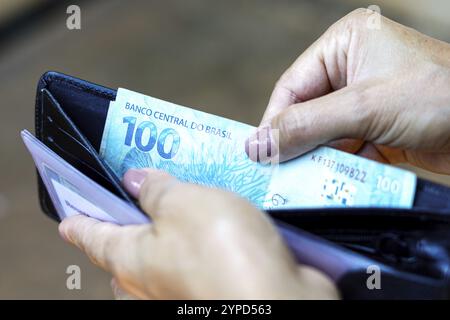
<box><xmin>310</xmin><ymin>153</ymin><xmax>367</xmax><ymax>183</ymax></box>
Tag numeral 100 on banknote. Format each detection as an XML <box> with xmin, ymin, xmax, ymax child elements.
<box><xmin>123</xmin><ymin>116</ymin><xmax>180</xmax><ymax>159</ymax></box>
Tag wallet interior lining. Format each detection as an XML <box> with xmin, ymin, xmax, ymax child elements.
<box><xmin>38</xmin><ymin>83</ymin><xmax>136</xmax><ymax>207</ymax></box>
<box><xmin>46</xmin><ymin>76</ymin><xmax>114</xmax><ymax>152</ymax></box>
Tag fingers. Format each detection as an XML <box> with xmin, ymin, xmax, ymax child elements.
<box><xmin>123</xmin><ymin>168</ymin><xmax>250</xmax><ymax>223</ymax></box>
<box><xmin>273</xmin><ymin>86</ymin><xmax>374</xmax><ymax>161</ymax></box>
<box><xmin>123</xmin><ymin>168</ymin><xmax>174</xmax><ymax>199</ymax></box>
<box><xmin>261</xmin><ymin>47</ymin><xmax>330</xmax><ymax>126</ymax></box>
<box><xmin>260</xmin><ymin>13</ymin><xmax>352</xmax><ymax>126</ymax></box>
<box><xmin>123</xmin><ymin>168</ymin><xmax>183</xmax><ymax>221</ymax></box>
<box><xmin>137</xmin><ymin>169</ymin><xmax>182</xmax><ymax>220</ymax></box>
<box><xmin>250</xmin><ymin>84</ymin><xmax>375</xmax><ymax>162</ymax></box>
<box><xmin>59</xmin><ymin>215</ymin><xmax>153</xmax><ymax>275</ymax></box>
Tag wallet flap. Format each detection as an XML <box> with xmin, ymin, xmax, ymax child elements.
<box><xmin>35</xmin><ymin>72</ymin><xmax>137</xmax><ymax>220</ymax></box>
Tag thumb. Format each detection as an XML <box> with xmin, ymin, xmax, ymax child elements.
<box><xmin>268</xmin><ymin>85</ymin><xmax>373</xmax><ymax>162</ymax></box>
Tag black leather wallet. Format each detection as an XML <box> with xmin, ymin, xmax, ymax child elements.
<box><xmin>35</xmin><ymin>71</ymin><xmax>450</xmax><ymax>299</ymax></box>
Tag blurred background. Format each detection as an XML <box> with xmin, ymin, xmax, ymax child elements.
<box><xmin>0</xmin><ymin>0</ymin><xmax>449</xmax><ymax>299</ymax></box>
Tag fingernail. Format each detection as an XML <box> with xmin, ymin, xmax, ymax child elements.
<box><xmin>245</xmin><ymin>126</ymin><xmax>278</xmax><ymax>163</ymax></box>
<box><xmin>123</xmin><ymin>169</ymin><xmax>149</xmax><ymax>198</ymax></box>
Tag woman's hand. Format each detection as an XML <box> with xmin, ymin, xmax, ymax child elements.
<box><xmin>248</xmin><ymin>9</ymin><xmax>450</xmax><ymax>173</ymax></box>
<box><xmin>59</xmin><ymin>169</ymin><xmax>338</xmax><ymax>299</ymax></box>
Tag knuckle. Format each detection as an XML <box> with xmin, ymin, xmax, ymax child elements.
<box><xmin>333</xmin><ymin>8</ymin><xmax>370</xmax><ymax>33</ymax></box>
<box><xmin>276</xmin><ymin>66</ymin><xmax>294</xmax><ymax>85</ymax></box>
<box><xmin>346</xmin><ymin>8</ymin><xmax>370</xmax><ymax>23</ymax></box>
<box><xmin>273</xmin><ymin>71</ymin><xmax>299</xmax><ymax>104</ymax></box>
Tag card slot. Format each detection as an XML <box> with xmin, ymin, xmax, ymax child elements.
<box><xmin>52</xmin><ymin>120</ymin><xmax>89</xmax><ymax>152</ymax></box>
<box><xmin>45</xmin><ymin>139</ymin><xmax>121</xmax><ymax>197</ymax></box>
<box><xmin>40</xmin><ymin>88</ymin><xmax>136</xmax><ymax>206</ymax></box>
<box><xmin>43</xmin><ymin>90</ymin><xmax>108</xmax><ymax>175</ymax></box>
<box><xmin>44</xmin><ymin>123</ymin><xmax>105</xmax><ymax>175</ymax></box>
<box><xmin>48</xmin><ymin>119</ymin><xmax>101</xmax><ymax>167</ymax></box>
<box><xmin>45</xmin><ymin>137</ymin><xmax>113</xmax><ymax>185</ymax></box>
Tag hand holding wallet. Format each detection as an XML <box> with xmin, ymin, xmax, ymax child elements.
<box><xmin>31</xmin><ymin>71</ymin><xmax>450</xmax><ymax>299</ymax></box>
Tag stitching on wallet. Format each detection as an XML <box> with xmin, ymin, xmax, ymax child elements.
<box><xmin>44</xmin><ymin>74</ymin><xmax>115</xmax><ymax>99</ymax></box>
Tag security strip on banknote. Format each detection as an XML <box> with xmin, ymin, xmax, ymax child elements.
<box><xmin>99</xmin><ymin>88</ymin><xmax>417</xmax><ymax>209</ymax></box>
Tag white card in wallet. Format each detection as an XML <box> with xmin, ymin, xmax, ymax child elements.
<box><xmin>21</xmin><ymin>130</ymin><xmax>149</xmax><ymax>225</ymax></box>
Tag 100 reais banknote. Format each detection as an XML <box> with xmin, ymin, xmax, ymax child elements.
<box><xmin>99</xmin><ymin>88</ymin><xmax>417</xmax><ymax>209</ymax></box>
